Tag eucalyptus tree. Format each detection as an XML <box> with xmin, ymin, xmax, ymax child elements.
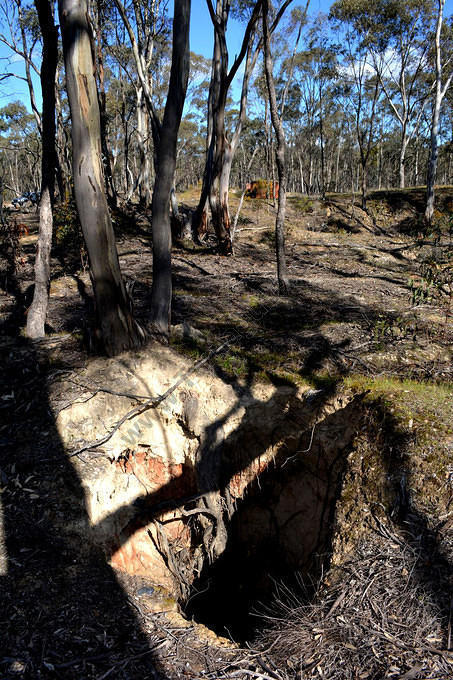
<box><xmin>191</xmin><ymin>0</ymin><xmax>264</xmax><ymax>253</ymax></box>
<box><xmin>149</xmin><ymin>0</ymin><xmax>191</xmax><ymax>338</ymax></box>
<box><xmin>26</xmin><ymin>0</ymin><xmax>58</xmax><ymax>339</ymax></box>
<box><xmin>425</xmin><ymin>0</ymin><xmax>453</xmax><ymax>223</ymax></box>
<box><xmin>193</xmin><ymin>0</ymin><xmax>297</xmax><ymax>253</ymax></box>
<box><xmin>91</xmin><ymin>0</ymin><xmax>117</xmax><ymax>205</ymax></box>
<box><xmin>0</xmin><ymin>0</ymin><xmax>42</xmax><ymax>135</ymax></box>
<box><xmin>376</xmin><ymin>0</ymin><xmax>434</xmax><ymax>189</ymax></box>
<box><xmin>54</xmin><ymin>65</ymin><xmax>72</xmax><ymax>200</ymax></box>
<box><xmin>335</xmin><ymin>0</ymin><xmax>434</xmax><ymax>189</ymax></box>
<box><xmin>58</xmin><ymin>0</ymin><xmax>144</xmax><ymax>355</ymax></box>
<box><xmin>262</xmin><ymin>0</ymin><xmax>308</xmax><ymax>294</ymax></box>
<box><xmin>330</xmin><ymin>0</ymin><xmax>382</xmax><ymax>210</ymax></box>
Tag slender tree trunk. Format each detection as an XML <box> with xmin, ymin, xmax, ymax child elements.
<box><xmin>263</xmin><ymin>0</ymin><xmax>289</xmax><ymax>295</ymax></box>
<box><xmin>193</xmin><ymin>0</ymin><xmax>264</xmax><ymax>252</ymax></box>
<box><xmin>271</xmin><ymin>140</ymin><xmax>277</xmax><ymax>206</ymax></box>
<box><xmin>415</xmin><ymin>137</ymin><xmax>420</xmax><ymax>186</ymax></box>
<box><xmin>425</xmin><ymin>0</ymin><xmax>453</xmax><ymax>223</ymax></box>
<box><xmin>319</xmin><ymin>83</ymin><xmax>326</xmax><ymax>200</ymax></box>
<box><xmin>150</xmin><ymin>0</ymin><xmax>190</xmax><ymax>337</ymax></box>
<box><xmin>59</xmin><ymin>0</ymin><xmax>144</xmax><ymax>355</ymax></box>
<box><xmin>0</xmin><ymin>178</ymin><xmax>5</xmax><ymax>229</ymax></box>
<box><xmin>192</xmin><ymin>26</ymin><xmax>218</xmax><ymax>242</ymax></box>
<box><xmin>377</xmin><ymin>140</ymin><xmax>382</xmax><ymax>190</ymax></box>
<box><xmin>426</xmin><ymin>99</ymin><xmax>441</xmax><ymax>223</ymax></box>
<box><xmin>193</xmin><ymin>15</ymin><xmax>233</xmax><ymax>254</ymax></box>
<box><xmin>26</xmin><ymin>0</ymin><xmax>58</xmax><ymax>339</ymax></box>
<box><xmin>55</xmin><ymin>70</ymin><xmax>72</xmax><ymax>200</ymax></box>
<box><xmin>135</xmin><ymin>86</ymin><xmax>152</xmax><ymax>205</ymax></box>
<box><xmin>298</xmin><ymin>154</ymin><xmax>305</xmax><ymax>193</ymax></box>
<box><xmin>361</xmin><ymin>159</ymin><xmax>367</xmax><ymax>210</ymax></box>
<box><xmin>399</xmin><ymin>129</ymin><xmax>408</xmax><ymax>189</ymax></box>
<box><xmin>335</xmin><ymin>138</ymin><xmax>341</xmax><ymax>193</ymax></box>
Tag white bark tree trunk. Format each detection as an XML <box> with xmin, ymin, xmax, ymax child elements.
<box><xmin>425</xmin><ymin>0</ymin><xmax>453</xmax><ymax>223</ymax></box>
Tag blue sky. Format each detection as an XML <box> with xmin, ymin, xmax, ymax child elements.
<box><xmin>0</xmin><ymin>0</ymin><xmax>453</xmax><ymax>114</ymax></box>
<box><xmin>0</xmin><ymin>0</ymin><xmax>345</xmax><ymax>113</ymax></box>
<box><xmin>189</xmin><ymin>0</ymin><xmax>333</xmax><ymax>59</ymax></box>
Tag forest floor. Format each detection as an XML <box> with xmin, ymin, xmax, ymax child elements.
<box><xmin>0</xmin><ymin>187</ymin><xmax>452</xmax><ymax>679</ymax></box>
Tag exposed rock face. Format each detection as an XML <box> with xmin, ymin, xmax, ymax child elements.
<box><xmin>55</xmin><ymin>345</ymin><xmax>361</xmax><ymax>604</ymax></box>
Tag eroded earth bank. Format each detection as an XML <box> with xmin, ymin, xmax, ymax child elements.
<box><xmin>1</xmin><ymin>189</ymin><xmax>452</xmax><ymax>678</ymax></box>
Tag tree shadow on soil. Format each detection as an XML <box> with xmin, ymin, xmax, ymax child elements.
<box><xmin>1</xmin><ymin>240</ymin><xmax>450</xmax><ymax>675</ymax></box>
<box><xmin>0</xmin><ymin>281</ymin><xmax>168</xmax><ymax>678</ymax></box>
<box><xmin>90</xmin><ymin>339</ymin><xmax>359</xmax><ymax>641</ymax></box>
<box><xmin>118</xmin><ymin>282</ymin><xmax>451</xmax><ymax>652</ymax></box>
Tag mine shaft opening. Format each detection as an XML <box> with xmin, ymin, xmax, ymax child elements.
<box><xmin>180</xmin><ymin>404</ymin><xmax>359</xmax><ymax>643</ymax></box>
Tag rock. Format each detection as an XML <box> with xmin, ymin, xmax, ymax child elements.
<box><xmin>171</xmin><ymin>321</ymin><xmax>206</xmax><ymax>345</ymax></box>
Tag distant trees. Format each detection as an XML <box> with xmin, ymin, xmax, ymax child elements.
<box><xmin>262</xmin><ymin>0</ymin><xmax>301</xmax><ymax>294</ymax></box>
<box><xmin>0</xmin><ymin>103</ymin><xmax>39</xmax><ymax>194</ymax></box>
<box><xmin>1</xmin><ymin>0</ymin><xmax>453</xmax><ymax>349</ymax></box>
<box><xmin>0</xmin><ymin>0</ymin><xmax>42</xmax><ymax>135</ymax></box>
<box><xmin>330</xmin><ymin>0</ymin><xmax>382</xmax><ymax>210</ymax></box>
<box><xmin>1</xmin><ymin>0</ymin><xmax>453</xmax><ymax>213</ymax></box>
<box><xmin>111</xmin><ymin>0</ymin><xmax>170</xmax><ymax>204</ymax></box>
<box><xmin>373</xmin><ymin>0</ymin><xmax>434</xmax><ymax>190</ymax></box>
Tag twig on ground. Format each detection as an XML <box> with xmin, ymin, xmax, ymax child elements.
<box><xmin>68</xmin><ymin>338</ymin><xmax>231</xmax><ymax>458</ymax></box>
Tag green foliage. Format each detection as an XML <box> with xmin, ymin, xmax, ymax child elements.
<box><xmin>371</xmin><ymin>313</ymin><xmax>418</xmax><ymax>349</ymax></box>
<box><xmin>409</xmin><ymin>249</ymin><xmax>452</xmax><ymax>317</ymax></box>
<box><xmin>0</xmin><ymin>101</ymin><xmax>37</xmax><ymax>141</ymax></box>
<box><xmin>408</xmin><ymin>215</ymin><xmax>452</xmax><ymax>320</ymax></box>
<box><xmin>288</xmin><ymin>195</ymin><xmax>313</xmax><ymax>213</ymax></box>
<box><xmin>345</xmin><ymin>374</ymin><xmax>453</xmax><ymax>439</ymax></box>
<box><xmin>53</xmin><ymin>199</ymin><xmax>84</xmax><ymax>259</ymax></box>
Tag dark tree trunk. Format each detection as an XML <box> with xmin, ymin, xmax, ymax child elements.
<box><xmin>58</xmin><ymin>0</ymin><xmax>144</xmax><ymax>356</ymax></box>
<box><xmin>262</xmin><ymin>0</ymin><xmax>289</xmax><ymax>295</ymax></box>
<box><xmin>26</xmin><ymin>0</ymin><xmax>58</xmax><ymax>339</ymax></box>
<box><xmin>150</xmin><ymin>0</ymin><xmax>191</xmax><ymax>337</ymax></box>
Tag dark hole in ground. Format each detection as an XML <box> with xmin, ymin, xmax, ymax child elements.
<box><xmin>183</xmin><ymin>399</ymin><xmax>361</xmax><ymax>642</ymax></box>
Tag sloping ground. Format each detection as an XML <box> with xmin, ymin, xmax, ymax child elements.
<box><xmin>0</xmin><ymin>188</ymin><xmax>452</xmax><ymax>678</ymax></box>
<box><xmin>255</xmin><ymin>377</ymin><xmax>453</xmax><ymax>679</ymax></box>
